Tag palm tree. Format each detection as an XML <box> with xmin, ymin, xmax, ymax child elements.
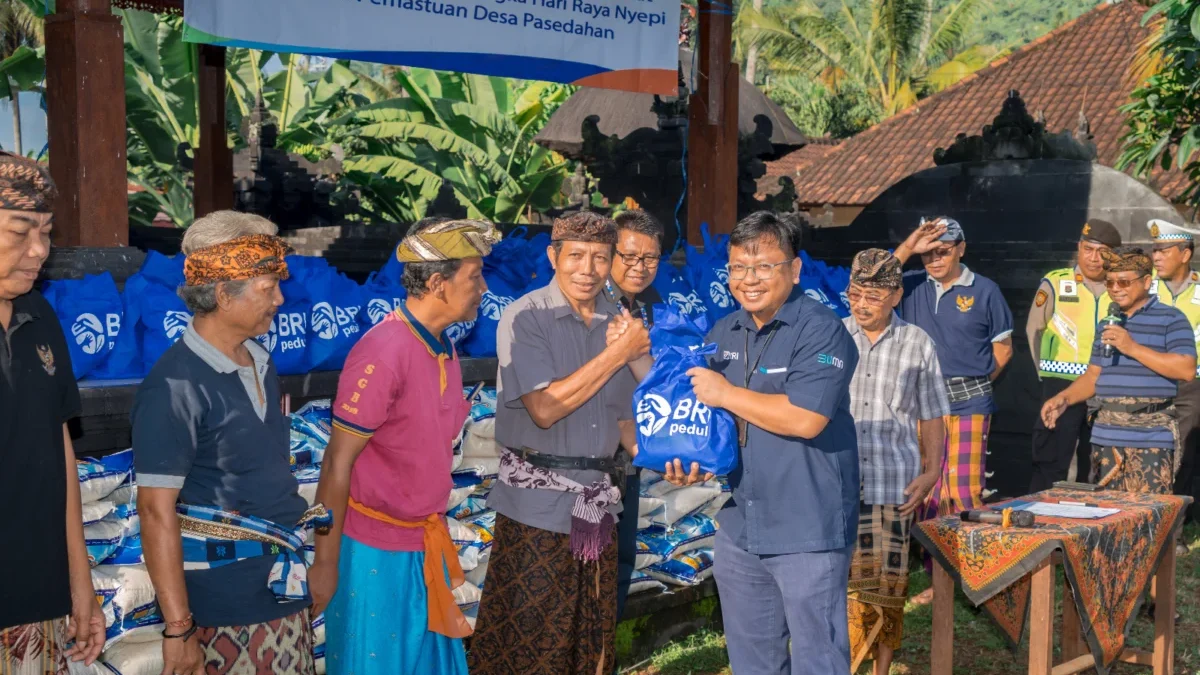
<box><xmin>0</xmin><ymin>0</ymin><xmax>42</xmax><ymax>155</ymax></box>
<box><xmin>740</xmin><ymin>0</ymin><xmax>989</xmax><ymax>116</ymax></box>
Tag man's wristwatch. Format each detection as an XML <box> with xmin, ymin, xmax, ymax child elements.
<box><xmin>162</xmin><ymin>619</ymin><xmax>198</xmax><ymax>642</ymax></box>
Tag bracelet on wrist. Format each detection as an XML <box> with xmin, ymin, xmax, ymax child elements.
<box><xmin>166</xmin><ymin>613</ymin><xmax>193</xmax><ymax>629</ymax></box>
<box><xmin>162</xmin><ymin>619</ymin><xmax>198</xmax><ymax>642</ymax></box>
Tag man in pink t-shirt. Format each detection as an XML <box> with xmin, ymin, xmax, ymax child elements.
<box><xmin>309</xmin><ymin>218</ymin><xmax>498</xmax><ymax>675</ymax></box>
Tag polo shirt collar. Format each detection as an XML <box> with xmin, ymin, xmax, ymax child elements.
<box><xmin>5</xmin><ymin>292</ymin><xmax>41</xmax><ymax>333</ymax></box>
<box><xmin>396</xmin><ymin>301</ymin><xmax>454</xmax><ymax>359</ymax></box>
<box><xmin>927</xmin><ymin>264</ymin><xmax>975</xmax><ymax>288</ymax></box>
<box><xmin>182</xmin><ymin>328</ymin><xmax>269</xmax><ymax>374</ymax></box>
<box><xmin>548</xmin><ymin>279</ymin><xmax>616</xmax><ymax>324</ymax></box>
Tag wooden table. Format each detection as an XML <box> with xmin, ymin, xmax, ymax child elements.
<box><xmin>929</xmin><ymin>528</ymin><xmax>1178</xmax><ymax>675</ymax></box>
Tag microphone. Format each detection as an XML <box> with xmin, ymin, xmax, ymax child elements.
<box><xmin>960</xmin><ymin>509</ymin><xmax>1036</xmax><ymax>528</ymax></box>
<box><xmin>1098</xmin><ymin>302</ymin><xmax>1126</xmax><ymax>358</ymax></box>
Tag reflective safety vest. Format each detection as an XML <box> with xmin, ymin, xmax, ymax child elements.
<box><xmin>1150</xmin><ymin>270</ymin><xmax>1200</xmax><ymax>378</ymax></box>
<box><xmin>1039</xmin><ymin>268</ymin><xmax>1110</xmax><ymax>380</ymax></box>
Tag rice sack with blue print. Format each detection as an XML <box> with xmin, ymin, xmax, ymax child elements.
<box><xmin>632</xmin><ymin>304</ymin><xmax>737</xmax><ymax>476</ymax></box>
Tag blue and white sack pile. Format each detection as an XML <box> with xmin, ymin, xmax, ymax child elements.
<box><xmin>630</xmin><ymin>474</ymin><xmax>730</xmax><ymax>594</ymax></box>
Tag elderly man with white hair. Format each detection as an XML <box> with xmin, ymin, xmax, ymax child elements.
<box><xmin>134</xmin><ymin>210</ymin><xmax>328</xmax><ymax>675</ymax></box>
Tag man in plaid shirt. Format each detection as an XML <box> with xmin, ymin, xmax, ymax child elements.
<box><xmin>842</xmin><ymin>249</ymin><xmax>950</xmax><ymax>675</ymax></box>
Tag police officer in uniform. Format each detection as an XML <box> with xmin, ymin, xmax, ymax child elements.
<box><xmin>1148</xmin><ymin>218</ymin><xmax>1200</xmax><ymax>535</ymax></box>
<box><xmin>1026</xmin><ymin>219</ymin><xmax>1121</xmax><ymax>492</ymax></box>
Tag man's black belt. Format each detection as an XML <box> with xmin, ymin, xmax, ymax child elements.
<box><xmin>513</xmin><ymin>447</ymin><xmax>619</xmax><ymax>473</ymax></box>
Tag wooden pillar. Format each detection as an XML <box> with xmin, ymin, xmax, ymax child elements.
<box><xmin>193</xmin><ymin>44</ymin><xmax>234</xmax><ymax>219</ymax></box>
<box><xmin>45</xmin><ymin>0</ymin><xmax>128</xmax><ymax>247</ymax></box>
<box><xmin>686</xmin><ymin>0</ymin><xmax>739</xmax><ymax>243</ymax></box>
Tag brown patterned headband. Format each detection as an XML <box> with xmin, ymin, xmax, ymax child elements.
<box><xmin>0</xmin><ymin>153</ymin><xmax>56</xmax><ymax>213</ymax></box>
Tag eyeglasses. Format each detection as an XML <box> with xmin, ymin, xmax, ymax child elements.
<box><xmin>845</xmin><ymin>288</ymin><xmax>893</xmax><ymax>307</ymax></box>
<box><xmin>1104</xmin><ymin>275</ymin><xmax>1148</xmax><ymax>290</ymax></box>
<box><xmin>727</xmin><ymin>259</ymin><xmax>794</xmax><ymax>280</ymax></box>
<box><xmin>921</xmin><ymin>245</ymin><xmax>959</xmax><ymax>259</ymax></box>
<box><xmin>615</xmin><ymin>251</ymin><xmax>661</xmax><ymax>269</ymax></box>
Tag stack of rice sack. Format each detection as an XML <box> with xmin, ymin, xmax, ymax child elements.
<box><xmin>631</xmin><ymin>474</ymin><xmax>730</xmax><ymax>594</ymax></box>
<box><xmin>287</xmin><ymin>400</ymin><xmax>332</xmax><ymax>674</ymax></box>
<box><xmin>73</xmin><ymin>449</ymin><xmax>166</xmax><ymax>675</ymax></box>
<box><xmin>445</xmin><ymin>386</ymin><xmax>500</xmax><ymax>629</ymax></box>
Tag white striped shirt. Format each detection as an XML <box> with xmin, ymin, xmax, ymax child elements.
<box><xmin>844</xmin><ymin>315</ymin><xmax>950</xmax><ymax>505</ymax></box>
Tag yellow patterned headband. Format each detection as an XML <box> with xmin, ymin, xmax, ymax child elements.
<box><xmin>396</xmin><ymin>220</ymin><xmax>501</xmax><ymax>263</ymax></box>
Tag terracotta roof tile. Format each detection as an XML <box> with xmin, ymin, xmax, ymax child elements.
<box><xmin>766</xmin><ymin>2</ymin><xmax>1187</xmax><ymax>207</ymax></box>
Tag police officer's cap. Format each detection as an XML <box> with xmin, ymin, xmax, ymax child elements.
<box><xmin>1080</xmin><ymin>219</ymin><xmax>1120</xmax><ymax>249</ymax></box>
<box><xmin>1148</xmin><ymin>218</ymin><xmax>1200</xmax><ymax>250</ymax></box>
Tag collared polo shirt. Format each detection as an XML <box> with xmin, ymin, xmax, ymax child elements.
<box><xmin>132</xmin><ymin>329</ymin><xmax>308</xmax><ymax>627</ymax></box>
<box><xmin>0</xmin><ymin>290</ymin><xmax>80</xmax><ymax>630</ymax></box>
<box><xmin>617</xmin><ymin>285</ymin><xmax>663</xmax><ymax>327</ymax></box>
<box><xmin>705</xmin><ymin>292</ymin><xmax>859</xmax><ymax>555</ymax></box>
<box><xmin>900</xmin><ymin>265</ymin><xmax>1014</xmax><ymax>415</ymax></box>
<box><xmin>333</xmin><ymin>303</ymin><xmax>469</xmax><ymax>552</ymax></box>
<box><xmin>844</xmin><ymin>315</ymin><xmax>950</xmax><ymax>505</ymax></box>
<box><xmin>489</xmin><ymin>280</ymin><xmax>637</xmax><ymax>535</ymax></box>
<box><xmin>1090</xmin><ymin>296</ymin><xmax>1196</xmax><ymax>449</ymax></box>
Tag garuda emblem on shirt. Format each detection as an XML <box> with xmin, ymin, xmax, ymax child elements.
<box><xmin>37</xmin><ymin>344</ymin><xmax>56</xmax><ymax>376</ymax></box>
<box><xmin>956</xmin><ymin>295</ymin><xmax>975</xmax><ymax>313</ymax></box>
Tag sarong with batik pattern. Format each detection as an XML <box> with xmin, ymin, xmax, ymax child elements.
<box><xmin>1091</xmin><ymin>398</ymin><xmax>1179</xmax><ymax>495</ymax></box>
<box><xmin>0</xmin><ymin>619</ymin><xmax>68</xmax><ymax>675</ymax></box>
<box><xmin>848</xmin><ymin>504</ymin><xmax>912</xmax><ymax>667</ymax></box>
<box><xmin>924</xmin><ymin>414</ymin><xmax>990</xmax><ymax>518</ymax></box>
<box><xmin>194</xmin><ymin>609</ymin><xmax>314</xmax><ymax>675</ymax></box>
<box><xmin>467</xmin><ymin>513</ymin><xmax>617</xmax><ymax>675</ymax></box>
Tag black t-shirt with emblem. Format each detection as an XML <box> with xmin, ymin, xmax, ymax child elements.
<box><xmin>0</xmin><ymin>290</ymin><xmax>81</xmax><ymax>629</ymax></box>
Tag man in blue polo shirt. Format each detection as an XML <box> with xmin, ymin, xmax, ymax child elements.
<box><xmin>1042</xmin><ymin>246</ymin><xmax>1197</xmax><ymax>495</ymax></box>
<box><xmin>677</xmin><ymin>211</ymin><xmax>859</xmax><ymax>675</ymax></box>
<box><xmin>893</xmin><ymin>217</ymin><xmax>1013</xmax><ymax>520</ymax></box>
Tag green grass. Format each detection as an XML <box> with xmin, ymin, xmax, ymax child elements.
<box><xmin>628</xmin><ymin>523</ymin><xmax>1200</xmax><ymax>675</ymax></box>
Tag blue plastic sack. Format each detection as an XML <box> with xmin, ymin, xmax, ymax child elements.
<box><xmin>526</xmin><ymin>232</ymin><xmax>555</xmax><ymax>290</ymax></box>
<box><xmin>258</xmin><ymin>255</ymin><xmax>312</xmax><ymax>375</ymax></box>
<box><xmin>133</xmin><ymin>252</ymin><xmax>191</xmax><ymax>373</ymax></box>
<box><xmin>43</xmin><ymin>272</ymin><xmax>123</xmax><ymax>379</ymax></box>
<box><xmin>798</xmin><ymin>251</ymin><xmax>843</xmax><ymax>315</ymax></box>
<box><xmin>360</xmin><ymin>270</ymin><xmax>406</xmax><ymax>329</ymax></box>
<box><xmin>632</xmin><ymin>305</ymin><xmax>738</xmax><ymax>476</ymax></box>
<box><xmin>305</xmin><ymin>265</ymin><xmax>364</xmax><ymax>372</ymax></box>
<box><xmin>92</xmin><ymin>276</ymin><xmax>146</xmax><ymax>380</ymax></box>
<box><xmin>685</xmin><ymin>223</ymin><xmax>737</xmax><ymax>321</ymax></box>
<box><xmin>651</xmin><ymin>260</ymin><xmax>708</xmax><ymax>318</ymax></box>
<box><xmin>461</xmin><ymin>231</ymin><xmax>531</xmax><ymax>357</ymax></box>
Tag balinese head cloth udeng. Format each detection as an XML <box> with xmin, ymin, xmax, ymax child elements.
<box><xmin>396</xmin><ymin>219</ymin><xmax>501</xmax><ymax>263</ymax></box>
<box><xmin>850</xmin><ymin>248</ymin><xmax>902</xmax><ymax>289</ymax></box>
<box><xmin>1101</xmin><ymin>246</ymin><xmax>1153</xmax><ymax>277</ymax></box>
<box><xmin>183</xmin><ymin>234</ymin><xmax>291</xmax><ymax>287</ymax></box>
<box><xmin>0</xmin><ymin>152</ymin><xmax>56</xmax><ymax>213</ymax></box>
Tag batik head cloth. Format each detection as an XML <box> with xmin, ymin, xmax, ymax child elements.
<box><xmin>183</xmin><ymin>234</ymin><xmax>291</xmax><ymax>287</ymax></box>
<box><xmin>1101</xmin><ymin>245</ymin><xmax>1153</xmax><ymax>276</ymax></box>
<box><xmin>551</xmin><ymin>212</ymin><xmax>618</xmax><ymax>245</ymax></box>
<box><xmin>850</xmin><ymin>248</ymin><xmax>902</xmax><ymax>289</ymax></box>
<box><xmin>0</xmin><ymin>152</ymin><xmax>56</xmax><ymax>213</ymax></box>
<box><xmin>395</xmin><ymin>219</ymin><xmax>501</xmax><ymax>263</ymax></box>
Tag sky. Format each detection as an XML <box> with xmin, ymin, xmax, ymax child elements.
<box><xmin>0</xmin><ymin>92</ymin><xmax>48</xmax><ymax>158</ymax></box>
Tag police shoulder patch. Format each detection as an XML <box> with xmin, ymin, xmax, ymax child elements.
<box><xmin>1035</xmin><ymin>289</ymin><xmax>1048</xmax><ymax>308</ymax></box>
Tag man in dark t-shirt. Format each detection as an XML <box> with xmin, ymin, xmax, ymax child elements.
<box><xmin>607</xmin><ymin>209</ymin><xmax>664</xmax><ymax>624</ymax></box>
<box><xmin>133</xmin><ymin>212</ymin><xmax>314</xmax><ymax>675</ymax></box>
<box><xmin>0</xmin><ymin>153</ymin><xmax>104</xmax><ymax>672</ymax></box>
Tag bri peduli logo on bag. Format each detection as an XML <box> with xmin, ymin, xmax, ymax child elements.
<box><xmin>163</xmin><ymin>311</ymin><xmax>191</xmax><ymax>341</ymax></box>
<box><xmin>667</xmin><ymin>291</ymin><xmax>706</xmax><ymax>315</ymax></box>
<box><xmin>709</xmin><ymin>269</ymin><xmax>733</xmax><ymax>309</ymax></box>
<box><xmin>446</xmin><ymin>320</ymin><xmax>475</xmax><ymax>344</ymax></box>
<box><xmin>366</xmin><ymin>298</ymin><xmax>400</xmax><ymax>325</ymax></box>
<box><xmin>72</xmin><ymin>312</ymin><xmax>120</xmax><ymax>356</ymax></box>
<box><xmin>260</xmin><ymin>311</ymin><xmax>307</xmax><ymax>353</ymax></box>
<box><xmin>311</xmin><ymin>302</ymin><xmax>361</xmax><ymax>341</ymax></box>
<box><xmin>479</xmin><ymin>291</ymin><xmax>515</xmax><ymax>321</ymax></box>
<box><xmin>636</xmin><ymin>393</ymin><xmax>713</xmax><ymax>439</ymax></box>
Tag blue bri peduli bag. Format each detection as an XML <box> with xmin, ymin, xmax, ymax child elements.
<box><xmin>632</xmin><ymin>304</ymin><xmax>738</xmax><ymax>476</ymax></box>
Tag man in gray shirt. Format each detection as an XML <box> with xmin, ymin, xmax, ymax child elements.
<box><xmin>469</xmin><ymin>212</ymin><xmax>648</xmax><ymax>675</ymax></box>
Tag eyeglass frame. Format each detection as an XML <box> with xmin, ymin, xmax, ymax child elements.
<box><xmin>726</xmin><ymin>259</ymin><xmax>795</xmax><ymax>281</ymax></box>
<box><xmin>844</xmin><ymin>286</ymin><xmax>898</xmax><ymax>307</ymax></box>
<box><xmin>614</xmin><ymin>250</ymin><xmax>661</xmax><ymax>269</ymax></box>
<box><xmin>1103</xmin><ymin>274</ymin><xmax>1149</xmax><ymax>290</ymax></box>
<box><xmin>920</xmin><ymin>243</ymin><xmax>962</xmax><ymax>260</ymax></box>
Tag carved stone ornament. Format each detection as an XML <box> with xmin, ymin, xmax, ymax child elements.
<box><xmin>933</xmin><ymin>90</ymin><xmax>1097</xmax><ymax>165</ymax></box>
